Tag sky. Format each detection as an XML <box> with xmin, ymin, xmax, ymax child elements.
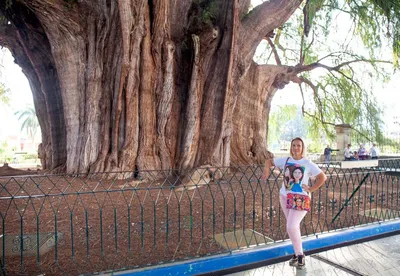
<box><xmin>0</xmin><ymin>49</ymin><xmax>33</xmax><ymax>140</ymax></box>
<box><xmin>0</xmin><ymin>0</ymin><xmax>399</xmax><ymax>141</ymax></box>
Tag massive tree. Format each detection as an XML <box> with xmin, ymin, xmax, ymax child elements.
<box><xmin>0</xmin><ymin>0</ymin><xmax>398</xmax><ymax>174</ymax></box>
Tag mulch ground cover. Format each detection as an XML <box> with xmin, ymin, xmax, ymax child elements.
<box><xmin>1</xmin><ymin>165</ymin><xmax>399</xmax><ymax>275</ymax></box>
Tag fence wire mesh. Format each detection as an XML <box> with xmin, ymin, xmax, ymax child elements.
<box><xmin>0</xmin><ymin>159</ymin><xmax>399</xmax><ymax>275</ymax></box>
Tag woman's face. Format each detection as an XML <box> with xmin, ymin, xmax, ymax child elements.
<box><xmin>293</xmin><ymin>168</ymin><xmax>303</xmax><ymax>181</ymax></box>
<box><xmin>296</xmin><ymin>199</ymin><xmax>302</xmax><ymax>206</ymax></box>
<box><xmin>291</xmin><ymin>139</ymin><xmax>303</xmax><ymax>158</ymax></box>
<box><xmin>284</xmin><ymin>168</ymin><xmax>290</xmax><ymax>177</ymax></box>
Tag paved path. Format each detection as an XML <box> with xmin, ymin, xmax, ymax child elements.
<box><xmin>226</xmin><ymin>234</ymin><xmax>400</xmax><ymax>276</ymax></box>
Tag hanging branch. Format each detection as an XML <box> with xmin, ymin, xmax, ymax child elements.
<box><xmin>303</xmin><ymin>30</ymin><xmax>315</xmax><ymax>59</ymax></box>
<box><xmin>350</xmin><ymin>127</ymin><xmax>374</xmax><ymax>142</ymax></box>
<box><xmin>293</xmin><ymin>75</ymin><xmax>336</xmax><ymax>128</ymax></box>
<box><xmin>299</xmin><ymin>0</ymin><xmax>311</xmax><ymax>64</ymax></box>
<box><xmin>327</xmin><ymin>70</ymin><xmax>362</xmax><ymax>91</ymax></box>
<box><xmin>266</xmin><ymin>37</ymin><xmax>282</xmax><ymax>65</ymax></box>
<box><xmin>291</xmin><ymin>57</ymin><xmax>392</xmax><ymax>93</ymax></box>
<box><xmin>294</xmin><ymin>58</ymin><xmax>392</xmax><ymax>74</ymax></box>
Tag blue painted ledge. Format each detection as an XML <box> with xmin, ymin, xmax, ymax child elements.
<box><xmin>113</xmin><ymin>220</ymin><xmax>400</xmax><ymax>276</ymax></box>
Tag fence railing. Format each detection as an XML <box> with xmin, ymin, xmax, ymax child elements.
<box><xmin>1</xmin><ymin>159</ymin><xmax>400</xmax><ymax>275</ymax></box>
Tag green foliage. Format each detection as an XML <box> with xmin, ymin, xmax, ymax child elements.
<box><xmin>268</xmin><ymin>105</ymin><xmax>298</xmax><ymax>145</ymax></box>
<box><xmin>23</xmin><ymin>153</ymin><xmax>38</xmax><ymax>160</ymax></box>
<box><xmin>0</xmin><ymin>141</ymin><xmax>12</xmax><ymax>163</ymax></box>
<box><xmin>303</xmin><ymin>69</ymin><xmax>386</xmax><ymax>144</ymax></box>
<box><xmin>303</xmin><ymin>0</ymin><xmax>326</xmax><ymax>36</ymax></box>
<box><xmin>346</xmin><ymin>0</ymin><xmax>400</xmax><ymax>65</ymax></box>
<box><xmin>0</xmin><ymin>82</ymin><xmax>10</xmax><ymax>105</ymax></box>
<box><xmin>14</xmin><ymin>105</ymin><xmax>40</xmax><ymax>140</ymax></box>
<box><xmin>188</xmin><ymin>0</ymin><xmax>218</xmax><ymax>33</ymax></box>
<box><xmin>306</xmin><ymin>141</ymin><xmax>324</xmax><ymax>154</ymax></box>
<box><xmin>201</xmin><ymin>1</ymin><xmax>217</xmax><ymax>25</ymax></box>
<box><xmin>0</xmin><ymin>48</ymin><xmax>10</xmax><ymax>106</ymax></box>
<box><xmin>268</xmin><ymin>105</ymin><xmax>314</xmax><ymax>151</ymax></box>
<box><xmin>257</xmin><ymin>0</ymin><xmax>400</xmax><ymax>146</ymax></box>
<box><xmin>5</xmin><ymin>0</ymin><xmax>13</xmax><ymax>9</ymax></box>
<box><xmin>268</xmin><ymin>105</ymin><xmax>333</xmax><ymax>153</ymax></box>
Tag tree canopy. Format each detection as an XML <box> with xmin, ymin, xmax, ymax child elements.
<box><xmin>257</xmin><ymin>0</ymin><xmax>400</xmax><ymax>144</ymax></box>
<box><xmin>0</xmin><ymin>82</ymin><xmax>9</xmax><ymax>105</ymax></box>
<box><xmin>14</xmin><ymin>105</ymin><xmax>40</xmax><ymax>141</ymax></box>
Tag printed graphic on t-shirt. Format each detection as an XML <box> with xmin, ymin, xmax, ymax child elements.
<box><xmin>284</xmin><ymin>162</ymin><xmax>306</xmax><ymax>193</ymax></box>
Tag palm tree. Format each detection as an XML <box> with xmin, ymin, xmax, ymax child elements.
<box><xmin>14</xmin><ymin>105</ymin><xmax>40</xmax><ymax>144</ymax></box>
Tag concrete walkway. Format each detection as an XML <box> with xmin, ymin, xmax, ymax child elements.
<box><xmin>226</xmin><ymin>234</ymin><xmax>400</xmax><ymax>276</ymax></box>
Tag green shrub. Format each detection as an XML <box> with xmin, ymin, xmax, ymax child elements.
<box><xmin>23</xmin><ymin>153</ymin><xmax>38</xmax><ymax>160</ymax></box>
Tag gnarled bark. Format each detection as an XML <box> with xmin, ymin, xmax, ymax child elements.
<box><xmin>0</xmin><ymin>0</ymin><xmax>304</xmax><ymax>174</ymax></box>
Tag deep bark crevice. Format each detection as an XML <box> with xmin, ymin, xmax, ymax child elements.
<box><xmin>0</xmin><ymin>0</ymin><xmax>303</xmax><ymax>174</ymax></box>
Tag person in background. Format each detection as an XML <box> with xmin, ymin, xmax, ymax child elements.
<box><xmin>370</xmin><ymin>143</ymin><xmax>380</xmax><ymax>159</ymax></box>
<box><xmin>358</xmin><ymin>144</ymin><xmax>368</xmax><ymax>160</ymax></box>
<box><xmin>324</xmin><ymin>145</ymin><xmax>332</xmax><ymax>165</ymax></box>
<box><xmin>344</xmin><ymin>144</ymin><xmax>353</xmax><ymax>161</ymax></box>
<box><xmin>353</xmin><ymin>151</ymin><xmax>359</xmax><ymax>160</ymax></box>
<box><xmin>262</xmin><ymin>137</ymin><xmax>327</xmax><ymax>269</ymax></box>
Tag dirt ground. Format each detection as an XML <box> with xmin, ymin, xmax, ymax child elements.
<box><xmin>0</xmin><ymin>163</ymin><xmax>38</xmax><ymax>177</ymax></box>
<box><xmin>0</xmin><ymin>166</ymin><xmax>399</xmax><ymax>275</ymax></box>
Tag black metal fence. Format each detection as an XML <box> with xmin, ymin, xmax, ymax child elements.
<box><xmin>1</xmin><ymin>159</ymin><xmax>400</xmax><ymax>275</ymax></box>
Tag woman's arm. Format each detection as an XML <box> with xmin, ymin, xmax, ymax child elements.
<box><xmin>302</xmin><ymin>172</ymin><xmax>327</xmax><ymax>193</ymax></box>
<box><xmin>261</xmin><ymin>158</ymin><xmax>275</xmax><ymax>181</ymax></box>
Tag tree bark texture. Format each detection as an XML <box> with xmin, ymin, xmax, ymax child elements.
<box><xmin>0</xmin><ymin>0</ymin><xmax>303</xmax><ymax>174</ymax></box>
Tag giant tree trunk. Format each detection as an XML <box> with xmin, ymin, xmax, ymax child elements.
<box><xmin>0</xmin><ymin>0</ymin><xmax>302</xmax><ymax>174</ymax></box>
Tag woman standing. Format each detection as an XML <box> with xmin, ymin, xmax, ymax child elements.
<box><xmin>261</xmin><ymin>137</ymin><xmax>327</xmax><ymax>269</ymax></box>
<box><xmin>358</xmin><ymin>144</ymin><xmax>368</xmax><ymax>160</ymax></box>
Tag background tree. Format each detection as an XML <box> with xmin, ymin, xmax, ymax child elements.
<box><xmin>267</xmin><ymin>105</ymin><xmax>298</xmax><ymax>150</ymax></box>
<box><xmin>14</xmin><ymin>105</ymin><xmax>40</xmax><ymax>144</ymax></box>
<box><xmin>0</xmin><ymin>82</ymin><xmax>9</xmax><ymax>105</ymax></box>
<box><xmin>0</xmin><ymin>49</ymin><xmax>10</xmax><ymax>106</ymax></box>
<box><xmin>0</xmin><ymin>0</ymin><xmax>399</xmax><ymax>174</ymax></box>
<box><xmin>258</xmin><ymin>0</ymin><xmax>399</xmax><ymax>145</ymax></box>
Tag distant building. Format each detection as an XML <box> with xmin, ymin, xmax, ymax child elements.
<box><xmin>4</xmin><ymin>135</ymin><xmax>40</xmax><ymax>153</ymax></box>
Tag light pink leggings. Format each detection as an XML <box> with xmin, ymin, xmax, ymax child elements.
<box><xmin>280</xmin><ymin>194</ymin><xmax>307</xmax><ymax>256</ymax></box>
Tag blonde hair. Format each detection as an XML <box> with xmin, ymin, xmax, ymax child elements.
<box><xmin>290</xmin><ymin>137</ymin><xmax>307</xmax><ymax>158</ymax></box>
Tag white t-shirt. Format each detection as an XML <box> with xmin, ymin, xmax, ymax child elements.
<box><xmin>370</xmin><ymin>146</ymin><xmax>379</xmax><ymax>157</ymax></box>
<box><xmin>344</xmin><ymin>147</ymin><xmax>353</xmax><ymax>158</ymax></box>
<box><xmin>274</xmin><ymin>157</ymin><xmax>322</xmax><ymax>196</ymax></box>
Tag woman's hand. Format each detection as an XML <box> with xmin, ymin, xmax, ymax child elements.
<box><xmin>303</xmin><ymin>172</ymin><xmax>327</xmax><ymax>193</ymax></box>
<box><xmin>302</xmin><ymin>184</ymin><xmax>311</xmax><ymax>193</ymax></box>
<box><xmin>261</xmin><ymin>170</ymin><xmax>270</xmax><ymax>181</ymax></box>
<box><xmin>261</xmin><ymin>173</ymin><xmax>268</xmax><ymax>181</ymax></box>
<box><xmin>261</xmin><ymin>159</ymin><xmax>274</xmax><ymax>181</ymax></box>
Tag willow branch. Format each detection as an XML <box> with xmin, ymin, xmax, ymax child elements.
<box><xmin>294</xmin><ymin>75</ymin><xmax>336</xmax><ymax>128</ymax></box>
<box><xmin>299</xmin><ymin>32</ymin><xmax>305</xmax><ymax>65</ymax></box>
<box><xmin>298</xmin><ymin>83</ymin><xmax>335</xmax><ymax>127</ymax></box>
<box><xmin>303</xmin><ymin>31</ymin><xmax>315</xmax><ymax>60</ymax></box>
<box><xmin>328</xmin><ymin>70</ymin><xmax>362</xmax><ymax>91</ymax></box>
<box><xmin>266</xmin><ymin>37</ymin><xmax>281</xmax><ymax>65</ymax></box>
<box><xmin>350</xmin><ymin>127</ymin><xmax>373</xmax><ymax>142</ymax></box>
<box><xmin>295</xmin><ymin>59</ymin><xmax>392</xmax><ymax>74</ymax></box>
